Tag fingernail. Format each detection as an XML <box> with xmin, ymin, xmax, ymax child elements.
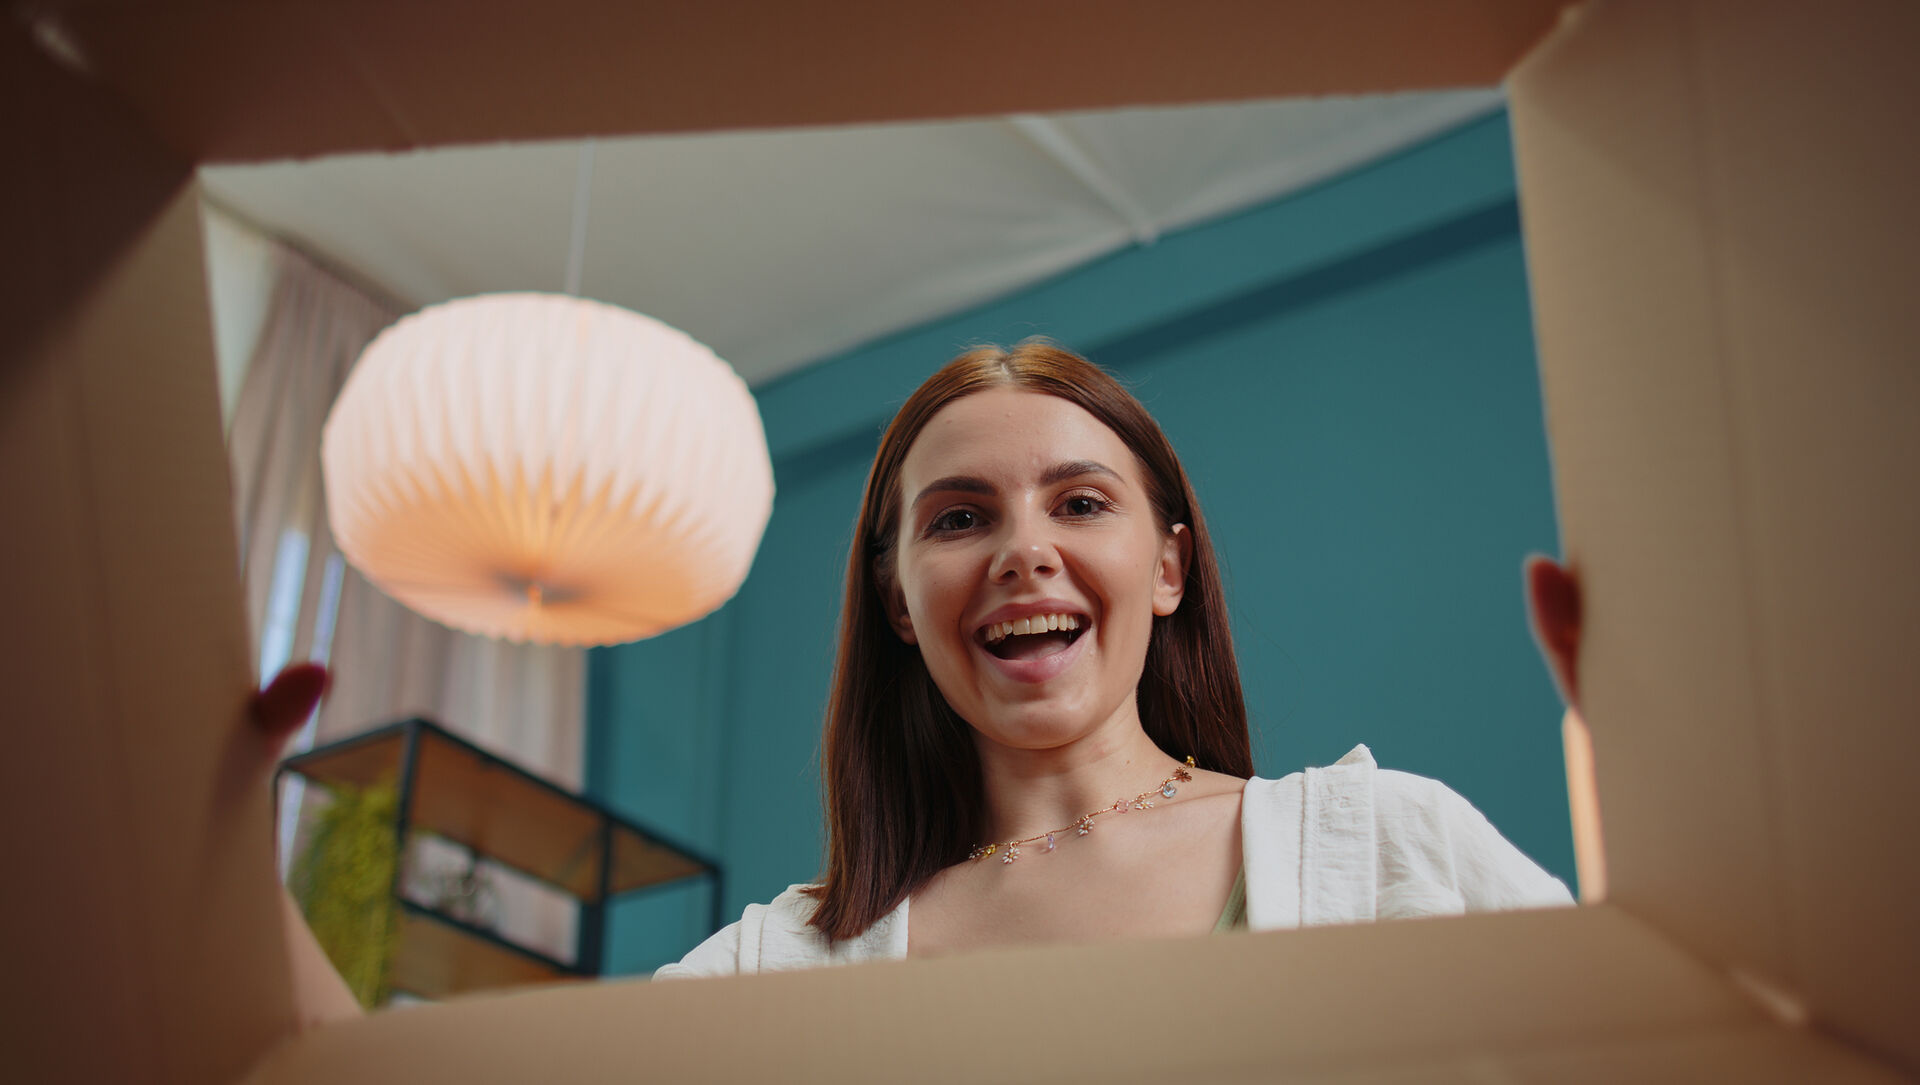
<box><xmin>252</xmin><ymin>663</ymin><xmax>331</xmax><ymax>736</ymax></box>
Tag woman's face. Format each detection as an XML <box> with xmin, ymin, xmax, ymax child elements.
<box><xmin>887</xmin><ymin>388</ymin><xmax>1188</xmax><ymax>752</ymax></box>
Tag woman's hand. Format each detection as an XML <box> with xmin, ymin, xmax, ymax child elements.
<box><xmin>251</xmin><ymin>664</ymin><xmax>368</xmax><ymax>1026</ymax></box>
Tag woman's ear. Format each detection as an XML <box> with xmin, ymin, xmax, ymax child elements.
<box><xmin>1524</xmin><ymin>554</ymin><xmax>1582</xmax><ymax>709</ymax></box>
<box><xmin>876</xmin><ymin>565</ymin><xmax>917</xmax><ymax>645</ymax></box>
<box><xmin>1152</xmin><ymin>524</ymin><xmax>1192</xmax><ymax>617</ymax></box>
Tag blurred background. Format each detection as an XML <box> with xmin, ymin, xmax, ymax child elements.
<box><xmin>208</xmin><ymin>88</ymin><xmax>1570</xmax><ymax>988</ymax></box>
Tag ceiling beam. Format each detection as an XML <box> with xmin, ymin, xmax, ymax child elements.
<box><xmin>1008</xmin><ymin>114</ymin><xmax>1159</xmax><ymax>246</ymax></box>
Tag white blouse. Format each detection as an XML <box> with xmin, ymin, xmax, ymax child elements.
<box><xmin>654</xmin><ymin>745</ymin><xmax>1573</xmax><ymax>979</ymax></box>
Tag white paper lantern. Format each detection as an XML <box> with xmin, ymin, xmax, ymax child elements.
<box><xmin>322</xmin><ymin>293</ymin><xmax>774</xmax><ymax>646</ymax></box>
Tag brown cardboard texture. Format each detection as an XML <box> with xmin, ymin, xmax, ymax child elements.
<box><xmin>1</xmin><ymin>1</ymin><xmax>1914</xmax><ymax>1082</ymax></box>
<box><xmin>239</xmin><ymin>906</ymin><xmax>1895</xmax><ymax>1084</ymax></box>
<box><xmin>37</xmin><ymin>0</ymin><xmax>1568</xmax><ymax>163</ymax></box>
<box><xmin>1508</xmin><ymin>0</ymin><xmax>1920</xmax><ymax>1069</ymax></box>
<box><xmin>0</xmin><ymin>25</ymin><xmax>294</xmax><ymax>1084</ymax></box>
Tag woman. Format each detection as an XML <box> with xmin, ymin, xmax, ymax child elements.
<box><xmin>657</xmin><ymin>340</ymin><xmax>1569</xmax><ymax>978</ymax></box>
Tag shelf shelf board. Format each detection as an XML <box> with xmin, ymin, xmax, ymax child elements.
<box><xmin>390</xmin><ymin>900</ymin><xmax>582</xmax><ymax>1001</ymax></box>
<box><xmin>281</xmin><ymin>719</ymin><xmax>718</xmax><ymax>901</ymax></box>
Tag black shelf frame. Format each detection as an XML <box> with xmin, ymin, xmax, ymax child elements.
<box><xmin>278</xmin><ymin>716</ymin><xmax>727</xmax><ymax>987</ymax></box>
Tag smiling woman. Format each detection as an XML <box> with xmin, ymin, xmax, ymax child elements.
<box><xmin>654</xmin><ymin>340</ymin><xmax>1570</xmax><ymax>977</ymax></box>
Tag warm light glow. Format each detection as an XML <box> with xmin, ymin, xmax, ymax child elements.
<box><xmin>321</xmin><ymin>293</ymin><xmax>774</xmax><ymax>646</ymax></box>
<box><xmin>1562</xmin><ymin>707</ymin><xmax>1607</xmax><ymax>904</ymax></box>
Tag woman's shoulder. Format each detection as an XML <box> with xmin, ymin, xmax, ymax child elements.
<box><xmin>1241</xmin><ymin>743</ymin><xmax>1573</xmax><ymax>921</ymax></box>
<box><xmin>650</xmin><ymin>884</ymin><xmax>817</xmax><ymax>980</ymax></box>
<box><xmin>651</xmin><ymin>883</ymin><xmax>907</xmax><ymax>980</ymax></box>
<box><xmin>1239</xmin><ymin>741</ymin><xmax>1379</xmax><ymax>811</ymax></box>
<box><xmin>1241</xmin><ymin>742</ymin><xmax>1540</xmax><ymax>826</ymax></box>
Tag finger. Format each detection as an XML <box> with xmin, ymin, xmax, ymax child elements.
<box><xmin>250</xmin><ymin>663</ymin><xmax>330</xmax><ymax>743</ymax></box>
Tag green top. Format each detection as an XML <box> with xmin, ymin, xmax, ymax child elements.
<box><xmin>1212</xmin><ymin>867</ymin><xmax>1248</xmax><ymax>933</ymax></box>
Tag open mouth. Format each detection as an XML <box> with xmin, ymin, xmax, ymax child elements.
<box><xmin>978</xmin><ymin>613</ymin><xmax>1088</xmax><ymax>662</ymax></box>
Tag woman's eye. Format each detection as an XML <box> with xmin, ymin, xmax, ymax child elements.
<box><xmin>929</xmin><ymin>508</ymin><xmax>978</xmax><ymax>533</ymax></box>
<box><xmin>1060</xmin><ymin>494</ymin><xmax>1109</xmax><ymax>517</ymax></box>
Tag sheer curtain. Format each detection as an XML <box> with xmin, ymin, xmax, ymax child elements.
<box><xmin>227</xmin><ymin>238</ymin><xmax>585</xmax><ymax>960</ymax></box>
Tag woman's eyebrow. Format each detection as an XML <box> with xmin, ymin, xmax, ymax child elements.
<box><xmin>1040</xmin><ymin>460</ymin><xmax>1120</xmax><ymax>487</ymax></box>
<box><xmin>912</xmin><ymin>461</ymin><xmax>1121</xmax><ymax>509</ymax></box>
<box><xmin>912</xmin><ymin>476</ymin><xmax>995</xmax><ymax>508</ymax></box>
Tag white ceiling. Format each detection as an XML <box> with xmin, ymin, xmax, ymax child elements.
<box><xmin>201</xmin><ymin>90</ymin><xmax>1503</xmax><ymax>387</ymax></box>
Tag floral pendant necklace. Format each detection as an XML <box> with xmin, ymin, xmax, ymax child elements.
<box><xmin>968</xmin><ymin>757</ymin><xmax>1196</xmax><ymax>866</ymax></box>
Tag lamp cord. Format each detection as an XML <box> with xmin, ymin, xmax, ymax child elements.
<box><xmin>563</xmin><ymin>140</ymin><xmax>597</xmax><ymax>297</ymax></box>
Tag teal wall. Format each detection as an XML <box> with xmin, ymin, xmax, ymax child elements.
<box><xmin>587</xmin><ymin>110</ymin><xmax>1574</xmax><ymax>974</ymax></box>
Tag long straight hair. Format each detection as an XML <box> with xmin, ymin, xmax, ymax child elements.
<box><xmin>807</xmin><ymin>340</ymin><xmax>1252</xmax><ymax>941</ymax></box>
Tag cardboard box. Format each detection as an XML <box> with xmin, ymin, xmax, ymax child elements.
<box><xmin>2</xmin><ymin>1</ymin><xmax>1913</xmax><ymax>1080</ymax></box>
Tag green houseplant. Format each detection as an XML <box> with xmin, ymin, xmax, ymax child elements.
<box><xmin>288</xmin><ymin>781</ymin><xmax>400</xmax><ymax>1008</ymax></box>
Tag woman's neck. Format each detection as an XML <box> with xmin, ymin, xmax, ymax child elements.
<box><xmin>971</xmin><ymin>710</ymin><xmax>1183</xmax><ymax>844</ymax></box>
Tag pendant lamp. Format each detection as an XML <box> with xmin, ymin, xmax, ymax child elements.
<box><xmin>320</xmin><ymin>145</ymin><xmax>774</xmax><ymax>646</ymax></box>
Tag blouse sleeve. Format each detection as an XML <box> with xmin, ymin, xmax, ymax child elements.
<box><xmin>648</xmin><ymin>917</ymin><xmax>745</xmax><ymax>980</ymax></box>
<box><xmin>648</xmin><ymin>885</ymin><xmax>835</xmax><ymax>979</ymax></box>
<box><xmin>1373</xmin><ymin>769</ymin><xmax>1575</xmax><ymax>918</ymax></box>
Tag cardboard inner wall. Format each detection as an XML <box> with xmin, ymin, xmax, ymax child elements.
<box><xmin>1685</xmin><ymin>4</ymin><xmax>1920</xmax><ymax>1059</ymax></box>
<box><xmin>43</xmin><ymin>0</ymin><xmax>1569</xmax><ymax>163</ymax></box>
<box><xmin>1509</xmin><ymin>0</ymin><xmax>1920</xmax><ymax>1067</ymax></box>
<box><xmin>1508</xmin><ymin>0</ymin><xmax>1795</xmax><ymax>988</ymax></box>
<box><xmin>3</xmin><ymin>1</ymin><xmax>1916</xmax><ymax>1082</ymax></box>
<box><xmin>0</xmin><ymin>28</ymin><xmax>295</xmax><ymax>1085</ymax></box>
<box><xmin>241</xmin><ymin>906</ymin><xmax>1884</xmax><ymax>1084</ymax></box>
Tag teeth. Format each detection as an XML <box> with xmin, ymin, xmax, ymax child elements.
<box><xmin>982</xmin><ymin>613</ymin><xmax>1081</xmax><ymax>645</ymax></box>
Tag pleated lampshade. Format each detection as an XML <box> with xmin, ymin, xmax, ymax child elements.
<box><xmin>321</xmin><ymin>293</ymin><xmax>775</xmax><ymax>646</ymax></box>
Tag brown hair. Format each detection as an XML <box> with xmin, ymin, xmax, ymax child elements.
<box><xmin>807</xmin><ymin>339</ymin><xmax>1252</xmax><ymax>940</ymax></box>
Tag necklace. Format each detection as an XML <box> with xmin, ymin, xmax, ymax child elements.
<box><xmin>968</xmin><ymin>757</ymin><xmax>1196</xmax><ymax>866</ymax></box>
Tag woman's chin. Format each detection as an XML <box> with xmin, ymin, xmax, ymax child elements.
<box><xmin>961</xmin><ymin>692</ymin><xmax>1117</xmax><ymax>752</ymax></box>
<box><xmin>938</xmin><ymin>635</ymin><xmax>1142</xmax><ymax>747</ymax></box>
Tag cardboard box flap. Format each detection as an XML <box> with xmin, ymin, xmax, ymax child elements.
<box><xmin>0</xmin><ymin>25</ymin><xmax>295</xmax><ymax>1082</ymax></box>
<box><xmin>1508</xmin><ymin>0</ymin><xmax>1794</xmax><ymax>988</ymax></box>
<box><xmin>1678</xmin><ymin>0</ymin><xmax>1920</xmax><ymax>1064</ymax></box>
<box><xmin>244</xmin><ymin>905</ymin><xmax>1899</xmax><ymax>1084</ymax></box>
<box><xmin>1509</xmin><ymin>0</ymin><xmax>1920</xmax><ymax>1069</ymax></box>
<box><xmin>34</xmin><ymin>0</ymin><xmax>1568</xmax><ymax>164</ymax></box>
<box><xmin>5</xmin><ymin>1</ymin><xmax>1916</xmax><ymax>1082</ymax></box>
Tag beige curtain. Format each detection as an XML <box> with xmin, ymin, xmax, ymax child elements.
<box><xmin>320</xmin><ymin>592</ymin><xmax>585</xmax><ymax>786</ymax></box>
<box><xmin>229</xmin><ymin>240</ymin><xmax>585</xmax><ymax>960</ymax></box>
<box><xmin>229</xmin><ymin>245</ymin><xmax>393</xmax><ymax>675</ymax></box>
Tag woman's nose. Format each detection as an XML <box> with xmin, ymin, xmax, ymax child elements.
<box><xmin>990</xmin><ymin>514</ymin><xmax>1060</xmax><ymax>582</ymax></box>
